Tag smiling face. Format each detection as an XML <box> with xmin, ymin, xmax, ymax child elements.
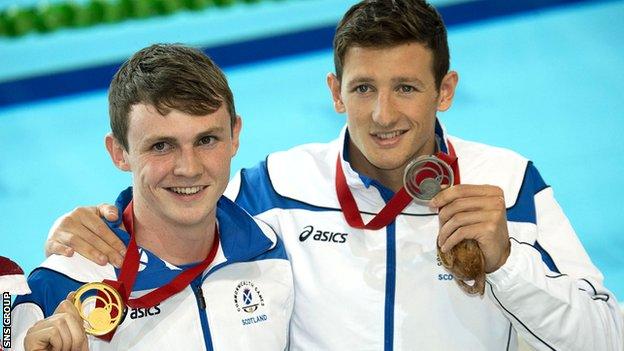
<box><xmin>328</xmin><ymin>42</ymin><xmax>458</xmax><ymax>189</ymax></box>
<box><xmin>106</xmin><ymin>103</ymin><xmax>241</xmax><ymax>230</ymax></box>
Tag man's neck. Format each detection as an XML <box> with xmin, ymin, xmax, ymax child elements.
<box><xmin>131</xmin><ymin>201</ymin><xmax>216</xmax><ymax>266</ymax></box>
<box><xmin>349</xmin><ymin>147</ymin><xmax>404</xmax><ymax>192</ymax></box>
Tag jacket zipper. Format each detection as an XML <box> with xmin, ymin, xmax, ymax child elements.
<box><xmin>192</xmin><ymin>277</ymin><xmax>213</xmax><ymax>351</ymax></box>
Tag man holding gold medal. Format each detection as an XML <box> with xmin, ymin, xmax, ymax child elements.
<box><xmin>10</xmin><ymin>44</ymin><xmax>294</xmax><ymax>350</ymax></box>
<box><xmin>33</xmin><ymin>0</ymin><xmax>624</xmax><ymax>350</ymax></box>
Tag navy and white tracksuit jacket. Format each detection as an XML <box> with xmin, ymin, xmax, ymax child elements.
<box><xmin>11</xmin><ymin>187</ymin><xmax>294</xmax><ymax>350</ymax></box>
<box><xmin>225</xmin><ymin>121</ymin><xmax>623</xmax><ymax>351</ymax></box>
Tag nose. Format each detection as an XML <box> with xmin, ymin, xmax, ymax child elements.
<box><xmin>371</xmin><ymin>90</ymin><xmax>397</xmax><ymax>127</ymax></box>
<box><xmin>173</xmin><ymin>147</ymin><xmax>203</xmax><ymax>178</ymax></box>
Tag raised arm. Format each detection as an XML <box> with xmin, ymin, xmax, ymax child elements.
<box><xmin>434</xmin><ymin>162</ymin><xmax>623</xmax><ymax>350</ymax></box>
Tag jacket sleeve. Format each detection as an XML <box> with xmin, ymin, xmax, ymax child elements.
<box><xmin>486</xmin><ymin>165</ymin><xmax>623</xmax><ymax>350</ymax></box>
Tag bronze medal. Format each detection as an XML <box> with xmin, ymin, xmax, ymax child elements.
<box><xmin>403</xmin><ymin>153</ymin><xmax>486</xmax><ymax>295</ymax></box>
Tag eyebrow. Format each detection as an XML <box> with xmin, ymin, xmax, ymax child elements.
<box><xmin>346</xmin><ymin>76</ymin><xmax>426</xmax><ymax>88</ymax></box>
<box><xmin>391</xmin><ymin>77</ymin><xmax>425</xmax><ymax>86</ymax></box>
<box><xmin>195</xmin><ymin>127</ymin><xmax>225</xmax><ymax>140</ymax></box>
<box><xmin>346</xmin><ymin>76</ymin><xmax>375</xmax><ymax>88</ymax></box>
<box><xmin>142</xmin><ymin>136</ymin><xmax>178</xmax><ymax>147</ymax></box>
<box><xmin>141</xmin><ymin>126</ymin><xmax>226</xmax><ymax>146</ymax></box>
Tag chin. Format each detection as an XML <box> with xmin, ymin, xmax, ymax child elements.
<box><xmin>166</xmin><ymin>208</ymin><xmax>211</xmax><ymax>225</ymax></box>
<box><xmin>172</xmin><ymin>216</ymin><xmax>209</xmax><ymax>227</ymax></box>
<box><xmin>367</xmin><ymin>153</ymin><xmax>411</xmax><ymax>171</ymax></box>
<box><xmin>370</xmin><ymin>161</ymin><xmax>403</xmax><ymax>171</ymax></box>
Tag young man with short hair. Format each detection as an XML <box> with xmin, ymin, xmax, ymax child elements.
<box><xmin>11</xmin><ymin>44</ymin><xmax>293</xmax><ymax>350</ymax></box>
<box><xmin>43</xmin><ymin>1</ymin><xmax>623</xmax><ymax>350</ymax></box>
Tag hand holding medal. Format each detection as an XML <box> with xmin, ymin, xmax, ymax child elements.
<box><xmin>24</xmin><ymin>281</ymin><xmax>125</xmax><ymax>349</ymax></box>
<box><xmin>23</xmin><ymin>292</ymin><xmax>90</xmax><ymax>351</ymax></box>
<box><xmin>402</xmin><ymin>153</ymin><xmax>486</xmax><ymax>295</ymax></box>
<box><xmin>335</xmin><ymin>141</ymin><xmax>494</xmax><ymax>296</ymax></box>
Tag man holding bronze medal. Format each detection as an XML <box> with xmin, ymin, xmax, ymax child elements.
<box><xmin>38</xmin><ymin>0</ymin><xmax>624</xmax><ymax>350</ymax></box>
<box><xmin>10</xmin><ymin>44</ymin><xmax>294</xmax><ymax>350</ymax></box>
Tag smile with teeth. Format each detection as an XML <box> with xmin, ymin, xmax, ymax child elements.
<box><xmin>373</xmin><ymin>130</ymin><xmax>407</xmax><ymax>139</ymax></box>
<box><xmin>168</xmin><ymin>186</ymin><xmax>206</xmax><ymax>195</ymax></box>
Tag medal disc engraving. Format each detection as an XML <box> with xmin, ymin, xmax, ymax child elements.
<box><xmin>417</xmin><ymin>178</ymin><xmax>442</xmax><ymax>200</ymax></box>
<box><xmin>403</xmin><ymin>155</ymin><xmax>454</xmax><ymax>202</ymax></box>
<box><xmin>73</xmin><ymin>282</ymin><xmax>125</xmax><ymax>336</ymax></box>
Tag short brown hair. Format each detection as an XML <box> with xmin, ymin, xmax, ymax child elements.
<box><xmin>333</xmin><ymin>0</ymin><xmax>449</xmax><ymax>89</ymax></box>
<box><xmin>108</xmin><ymin>44</ymin><xmax>236</xmax><ymax>150</ymax></box>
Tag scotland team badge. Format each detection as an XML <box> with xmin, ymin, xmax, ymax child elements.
<box><xmin>234</xmin><ymin>281</ymin><xmax>265</xmax><ymax>314</ymax></box>
<box><xmin>234</xmin><ymin>281</ymin><xmax>269</xmax><ymax>326</ymax></box>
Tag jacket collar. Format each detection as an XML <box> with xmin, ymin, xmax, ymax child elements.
<box><xmin>104</xmin><ymin>187</ymin><xmax>275</xmax><ymax>289</ymax></box>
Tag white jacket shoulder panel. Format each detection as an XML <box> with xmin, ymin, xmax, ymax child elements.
<box><xmin>39</xmin><ymin>253</ymin><xmax>117</xmax><ymax>283</ymax></box>
<box><xmin>267</xmin><ymin>140</ymin><xmax>340</xmax><ymax>208</ymax></box>
<box><xmin>450</xmin><ymin>136</ymin><xmax>529</xmax><ymax>208</ymax></box>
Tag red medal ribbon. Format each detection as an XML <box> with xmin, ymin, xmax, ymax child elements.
<box><xmin>335</xmin><ymin>140</ymin><xmax>459</xmax><ymax>230</ymax></box>
<box><xmin>97</xmin><ymin>200</ymin><xmax>219</xmax><ymax>340</ymax></box>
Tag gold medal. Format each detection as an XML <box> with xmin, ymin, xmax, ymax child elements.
<box><xmin>72</xmin><ymin>282</ymin><xmax>125</xmax><ymax>336</ymax></box>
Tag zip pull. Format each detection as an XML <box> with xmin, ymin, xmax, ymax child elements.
<box><xmin>196</xmin><ymin>285</ymin><xmax>207</xmax><ymax>310</ymax></box>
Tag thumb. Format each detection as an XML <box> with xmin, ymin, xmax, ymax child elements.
<box><xmin>55</xmin><ymin>291</ymin><xmax>79</xmax><ymax>316</ymax></box>
<box><xmin>97</xmin><ymin>204</ymin><xmax>119</xmax><ymax>221</ymax></box>
<box><xmin>54</xmin><ymin>299</ymin><xmax>76</xmax><ymax>315</ymax></box>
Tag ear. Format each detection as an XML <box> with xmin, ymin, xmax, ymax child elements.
<box><xmin>437</xmin><ymin>71</ymin><xmax>459</xmax><ymax>112</ymax></box>
<box><xmin>230</xmin><ymin>115</ymin><xmax>242</xmax><ymax>158</ymax></box>
<box><xmin>327</xmin><ymin>73</ymin><xmax>346</xmax><ymax>113</ymax></box>
<box><xmin>105</xmin><ymin>133</ymin><xmax>131</xmax><ymax>172</ymax></box>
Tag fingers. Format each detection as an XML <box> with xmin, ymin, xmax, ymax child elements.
<box><xmin>48</xmin><ymin>206</ymin><xmax>126</xmax><ymax>268</ymax></box>
<box><xmin>438</xmin><ymin>210</ymin><xmax>498</xmax><ymax>248</ymax></box>
<box><xmin>61</xmin><ymin>311</ymin><xmax>87</xmax><ymax>351</ymax></box>
<box><xmin>434</xmin><ymin>186</ymin><xmax>506</xmax><ymax>250</ymax></box>
<box><xmin>24</xmin><ymin>302</ymin><xmax>87</xmax><ymax>351</ymax></box>
<box><xmin>437</xmin><ymin>195</ymin><xmax>503</xmax><ymax>222</ymax></box>
<box><xmin>78</xmin><ymin>221</ymin><xmax>126</xmax><ymax>268</ymax></box>
<box><xmin>430</xmin><ymin>184</ymin><xmax>503</xmax><ymax>208</ymax></box>
<box><xmin>54</xmin><ymin>300</ymin><xmax>88</xmax><ymax>351</ymax></box>
<box><xmin>55</xmin><ymin>230</ymin><xmax>110</xmax><ymax>266</ymax></box>
<box><xmin>96</xmin><ymin>203</ymin><xmax>119</xmax><ymax>222</ymax></box>
<box><xmin>45</xmin><ymin>240</ymin><xmax>75</xmax><ymax>258</ymax></box>
<box><xmin>439</xmin><ymin>222</ymin><xmax>493</xmax><ymax>253</ymax></box>
<box><xmin>433</xmin><ymin>184</ymin><xmax>510</xmax><ymax>273</ymax></box>
<box><xmin>24</xmin><ymin>325</ymin><xmax>63</xmax><ymax>351</ymax></box>
<box><xmin>55</xmin><ymin>315</ymin><xmax>75</xmax><ymax>351</ymax></box>
<box><xmin>82</xmin><ymin>206</ymin><xmax>126</xmax><ymax>266</ymax></box>
<box><xmin>46</xmin><ymin>214</ymin><xmax>76</xmax><ymax>258</ymax></box>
